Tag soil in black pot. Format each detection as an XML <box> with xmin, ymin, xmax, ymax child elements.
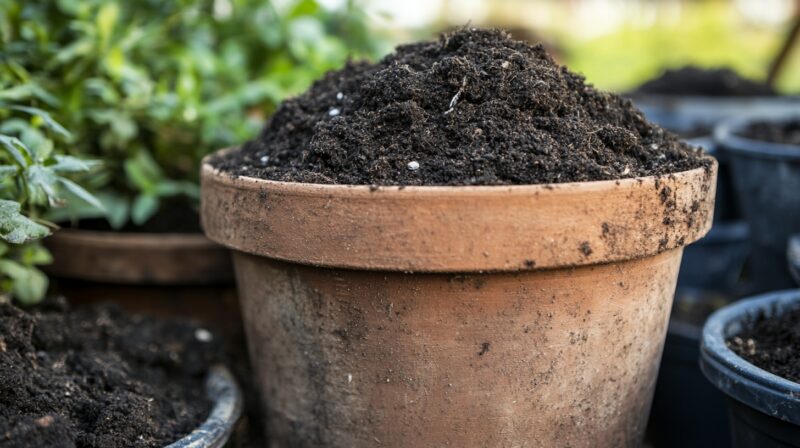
<box><xmin>728</xmin><ymin>307</ymin><xmax>800</xmax><ymax>383</ymax></box>
<box><xmin>0</xmin><ymin>298</ymin><xmax>224</xmax><ymax>448</ymax></box>
<box><xmin>213</xmin><ymin>28</ymin><xmax>707</xmax><ymax>186</ymax></box>
<box><xmin>634</xmin><ymin>66</ymin><xmax>776</xmax><ymax>97</ymax></box>
<box><xmin>739</xmin><ymin>119</ymin><xmax>800</xmax><ymax>146</ymax></box>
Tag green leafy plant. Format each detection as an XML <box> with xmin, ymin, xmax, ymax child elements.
<box><xmin>0</xmin><ymin>88</ymin><xmax>100</xmax><ymax>304</ymax></box>
<box><xmin>0</xmin><ymin>0</ymin><xmax>386</xmax><ymax>229</ymax></box>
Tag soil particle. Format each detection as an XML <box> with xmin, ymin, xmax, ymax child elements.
<box><xmin>478</xmin><ymin>342</ymin><xmax>491</xmax><ymax>356</ymax></box>
<box><xmin>213</xmin><ymin>28</ymin><xmax>706</xmax><ymax>186</ymax></box>
<box><xmin>0</xmin><ymin>298</ymin><xmax>223</xmax><ymax>448</ymax></box>
<box><xmin>738</xmin><ymin>119</ymin><xmax>800</xmax><ymax>146</ymax></box>
<box><xmin>728</xmin><ymin>306</ymin><xmax>800</xmax><ymax>383</ymax></box>
<box><xmin>579</xmin><ymin>242</ymin><xmax>593</xmax><ymax>256</ymax></box>
<box><xmin>633</xmin><ymin>66</ymin><xmax>776</xmax><ymax>97</ymax></box>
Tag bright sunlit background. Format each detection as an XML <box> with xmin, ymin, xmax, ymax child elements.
<box><xmin>324</xmin><ymin>0</ymin><xmax>800</xmax><ymax>94</ymax></box>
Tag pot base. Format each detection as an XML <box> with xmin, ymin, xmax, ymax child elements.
<box><xmin>236</xmin><ymin>248</ymin><xmax>682</xmax><ymax>447</ymax></box>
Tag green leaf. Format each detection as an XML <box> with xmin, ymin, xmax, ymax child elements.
<box><xmin>0</xmin><ymin>135</ymin><xmax>32</xmax><ymax>166</ymax></box>
<box><xmin>20</xmin><ymin>243</ymin><xmax>53</xmax><ymax>265</ymax></box>
<box><xmin>0</xmin><ymin>200</ymin><xmax>50</xmax><ymax>244</ymax></box>
<box><xmin>9</xmin><ymin>106</ymin><xmax>71</xmax><ymax>138</ymax></box>
<box><xmin>131</xmin><ymin>194</ymin><xmax>158</xmax><ymax>226</ymax></box>
<box><xmin>0</xmin><ymin>165</ymin><xmax>18</xmax><ymax>181</ymax></box>
<box><xmin>26</xmin><ymin>165</ymin><xmax>60</xmax><ymax>206</ymax></box>
<box><xmin>124</xmin><ymin>151</ymin><xmax>163</xmax><ymax>193</ymax></box>
<box><xmin>51</xmin><ymin>155</ymin><xmax>100</xmax><ymax>173</ymax></box>
<box><xmin>58</xmin><ymin>178</ymin><xmax>104</xmax><ymax>211</ymax></box>
<box><xmin>0</xmin><ymin>259</ymin><xmax>48</xmax><ymax>305</ymax></box>
<box><xmin>97</xmin><ymin>3</ymin><xmax>120</xmax><ymax>48</ymax></box>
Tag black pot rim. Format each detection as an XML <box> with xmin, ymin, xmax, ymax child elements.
<box><xmin>700</xmin><ymin>289</ymin><xmax>800</xmax><ymax>426</ymax></box>
<box><xmin>715</xmin><ymin>114</ymin><xmax>800</xmax><ymax>161</ymax></box>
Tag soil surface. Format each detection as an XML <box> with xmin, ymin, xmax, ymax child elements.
<box><xmin>739</xmin><ymin>119</ymin><xmax>800</xmax><ymax>146</ymax></box>
<box><xmin>728</xmin><ymin>307</ymin><xmax>800</xmax><ymax>383</ymax></box>
<box><xmin>0</xmin><ymin>298</ymin><xmax>223</xmax><ymax>448</ymax></box>
<box><xmin>634</xmin><ymin>66</ymin><xmax>776</xmax><ymax>97</ymax></box>
<box><xmin>213</xmin><ymin>28</ymin><xmax>707</xmax><ymax>186</ymax></box>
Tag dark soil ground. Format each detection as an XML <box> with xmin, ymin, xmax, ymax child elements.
<box><xmin>0</xmin><ymin>298</ymin><xmax>223</xmax><ymax>448</ymax></box>
<box><xmin>739</xmin><ymin>119</ymin><xmax>800</xmax><ymax>146</ymax></box>
<box><xmin>634</xmin><ymin>66</ymin><xmax>776</xmax><ymax>97</ymax></box>
<box><xmin>728</xmin><ymin>307</ymin><xmax>800</xmax><ymax>383</ymax></box>
<box><xmin>213</xmin><ymin>28</ymin><xmax>707</xmax><ymax>186</ymax></box>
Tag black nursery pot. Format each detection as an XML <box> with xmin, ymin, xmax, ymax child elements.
<box><xmin>700</xmin><ymin>290</ymin><xmax>800</xmax><ymax>448</ymax></box>
<box><xmin>716</xmin><ymin>116</ymin><xmax>800</xmax><ymax>293</ymax></box>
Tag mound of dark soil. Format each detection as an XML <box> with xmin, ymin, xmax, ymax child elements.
<box><xmin>728</xmin><ymin>307</ymin><xmax>800</xmax><ymax>383</ymax></box>
<box><xmin>739</xmin><ymin>119</ymin><xmax>800</xmax><ymax>146</ymax></box>
<box><xmin>634</xmin><ymin>66</ymin><xmax>776</xmax><ymax>97</ymax></box>
<box><xmin>213</xmin><ymin>28</ymin><xmax>706</xmax><ymax>186</ymax></box>
<box><xmin>0</xmin><ymin>298</ymin><xmax>223</xmax><ymax>448</ymax></box>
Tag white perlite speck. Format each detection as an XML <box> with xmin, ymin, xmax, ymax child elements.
<box><xmin>336</xmin><ymin>92</ymin><xmax>344</xmax><ymax>100</ymax></box>
<box><xmin>407</xmin><ymin>161</ymin><xmax>420</xmax><ymax>171</ymax></box>
<box><xmin>260</xmin><ymin>155</ymin><xmax>269</xmax><ymax>164</ymax></box>
<box><xmin>194</xmin><ymin>328</ymin><xmax>213</xmax><ymax>342</ymax></box>
<box><xmin>329</xmin><ymin>108</ymin><xmax>340</xmax><ymax>116</ymax></box>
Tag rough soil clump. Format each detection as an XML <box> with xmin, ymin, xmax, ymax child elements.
<box><xmin>0</xmin><ymin>298</ymin><xmax>222</xmax><ymax>448</ymax></box>
<box><xmin>728</xmin><ymin>307</ymin><xmax>800</xmax><ymax>383</ymax></box>
<box><xmin>213</xmin><ymin>28</ymin><xmax>706</xmax><ymax>186</ymax></box>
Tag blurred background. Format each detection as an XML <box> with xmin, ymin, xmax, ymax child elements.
<box><xmin>358</xmin><ymin>0</ymin><xmax>800</xmax><ymax>94</ymax></box>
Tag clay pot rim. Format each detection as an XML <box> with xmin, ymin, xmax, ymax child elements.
<box><xmin>50</xmin><ymin>227</ymin><xmax>221</xmax><ymax>249</ymax></box>
<box><xmin>202</xmin><ymin>153</ymin><xmax>715</xmax><ymax>196</ymax></box>
<box><xmin>44</xmin><ymin>227</ymin><xmax>234</xmax><ymax>284</ymax></box>
<box><xmin>202</xmin><ymin>148</ymin><xmax>717</xmax><ymax>273</ymax></box>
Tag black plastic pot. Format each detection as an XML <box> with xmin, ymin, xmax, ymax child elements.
<box><xmin>716</xmin><ymin>116</ymin><xmax>800</xmax><ymax>293</ymax></box>
<box><xmin>168</xmin><ymin>365</ymin><xmax>243</xmax><ymax>448</ymax></box>
<box><xmin>789</xmin><ymin>235</ymin><xmax>800</xmax><ymax>286</ymax></box>
<box><xmin>700</xmin><ymin>290</ymin><xmax>800</xmax><ymax>447</ymax></box>
<box><xmin>648</xmin><ymin>307</ymin><xmax>731</xmax><ymax>448</ymax></box>
<box><xmin>677</xmin><ymin>220</ymin><xmax>750</xmax><ymax>293</ymax></box>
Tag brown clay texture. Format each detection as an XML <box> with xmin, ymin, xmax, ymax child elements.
<box><xmin>202</xmin><ymin>160</ymin><xmax>716</xmax><ymax>273</ymax></box>
<box><xmin>235</xmin><ymin>249</ymin><xmax>681</xmax><ymax>447</ymax></box>
<box><xmin>44</xmin><ymin>229</ymin><xmax>234</xmax><ymax>284</ymax></box>
<box><xmin>201</xmin><ymin>152</ymin><xmax>717</xmax><ymax>447</ymax></box>
<box><xmin>728</xmin><ymin>307</ymin><xmax>800</xmax><ymax>383</ymax></box>
<box><xmin>212</xmin><ymin>29</ymin><xmax>707</xmax><ymax>186</ymax></box>
<box><xmin>0</xmin><ymin>299</ymin><xmax>223</xmax><ymax>448</ymax></box>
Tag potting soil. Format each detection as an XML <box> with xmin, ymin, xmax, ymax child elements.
<box><xmin>634</xmin><ymin>66</ymin><xmax>776</xmax><ymax>97</ymax></box>
<box><xmin>0</xmin><ymin>298</ymin><xmax>222</xmax><ymax>448</ymax></box>
<box><xmin>213</xmin><ymin>28</ymin><xmax>706</xmax><ymax>186</ymax></box>
<box><xmin>728</xmin><ymin>307</ymin><xmax>800</xmax><ymax>383</ymax></box>
<box><xmin>739</xmin><ymin>119</ymin><xmax>800</xmax><ymax>146</ymax></box>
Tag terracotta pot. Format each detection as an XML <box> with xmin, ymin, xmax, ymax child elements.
<box><xmin>201</xmin><ymin>153</ymin><xmax>717</xmax><ymax>447</ymax></box>
<box><xmin>44</xmin><ymin>229</ymin><xmax>240</xmax><ymax>344</ymax></box>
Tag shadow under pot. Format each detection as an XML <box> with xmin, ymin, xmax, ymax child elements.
<box><xmin>200</xmin><ymin>151</ymin><xmax>717</xmax><ymax>447</ymax></box>
<box><xmin>715</xmin><ymin>115</ymin><xmax>800</xmax><ymax>293</ymax></box>
<box><xmin>700</xmin><ymin>290</ymin><xmax>800</xmax><ymax>448</ymax></box>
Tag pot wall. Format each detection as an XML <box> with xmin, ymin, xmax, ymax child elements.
<box><xmin>235</xmin><ymin>249</ymin><xmax>681</xmax><ymax>447</ymax></box>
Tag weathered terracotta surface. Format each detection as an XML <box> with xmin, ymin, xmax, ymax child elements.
<box><xmin>201</xmin><ymin>152</ymin><xmax>717</xmax><ymax>447</ymax></box>
<box><xmin>45</xmin><ymin>229</ymin><xmax>234</xmax><ymax>284</ymax></box>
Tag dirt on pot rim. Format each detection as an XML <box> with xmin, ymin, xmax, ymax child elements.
<box><xmin>738</xmin><ymin>118</ymin><xmax>800</xmax><ymax>146</ymax></box>
<box><xmin>633</xmin><ymin>66</ymin><xmax>777</xmax><ymax>97</ymax></box>
<box><xmin>0</xmin><ymin>298</ymin><xmax>224</xmax><ymax>448</ymax></box>
<box><xmin>212</xmin><ymin>28</ymin><xmax>708</xmax><ymax>186</ymax></box>
<box><xmin>728</xmin><ymin>306</ymin><xmax>800</xmax><ymax>384</ymax></box>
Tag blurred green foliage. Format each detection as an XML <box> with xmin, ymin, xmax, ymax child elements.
<box><xmin>557</xmin><ymin>2</ymin><xmax>799</xmax><ymax>93</ymax></box>
<box><xmin>0</xmin><ymin>90</ymin><xmax>100</xmax><ymax>304</ymax></box>
<box><xmin>0</xmin><ymin>0</ymin><xmax>385</xmax><ymax>228</ymax></box>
